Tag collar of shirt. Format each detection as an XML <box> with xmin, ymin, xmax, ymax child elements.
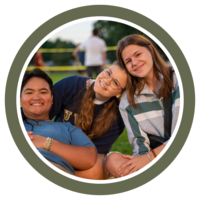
<box><xmin>94</xmin><ymin>98</ymin><xmax>109</xmax><ymax>105</ymax></box>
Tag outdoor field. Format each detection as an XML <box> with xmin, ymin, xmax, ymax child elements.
<box><xmin>48</xmin><ymin>72</ymin><xmax>133</xmax><ymax>155</ymax></box>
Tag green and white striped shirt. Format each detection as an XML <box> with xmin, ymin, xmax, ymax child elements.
<box><xmin>119</xmin><ymin>72</ymin><xmax>180</xmax><ymax>155</ymax></box>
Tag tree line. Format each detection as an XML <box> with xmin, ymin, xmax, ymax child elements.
<box><xmin>29</xmin><ymin>20</ymin><xmax>168</xmax><ymax>66</ymax></box>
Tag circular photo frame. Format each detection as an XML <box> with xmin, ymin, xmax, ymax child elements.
<box><xmin>5</xmin><ymin>5</ymin><xmax>195</xmax><ymax>195</ymax></box>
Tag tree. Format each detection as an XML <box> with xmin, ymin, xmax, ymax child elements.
<box><xmin>94</xmin><ymin>20</ymin><xmax>168</xmax><ymax>62</ymax></box>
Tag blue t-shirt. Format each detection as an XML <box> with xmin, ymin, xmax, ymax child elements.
<box><xmin>24</xmin><ymin>119</ymin><xmax>96</xmax><ymax>174</ymax></box>
<box><xmin>49</xmin><ymin>75</ymin><xmax>125</xmax><ymax>154</ymax></box>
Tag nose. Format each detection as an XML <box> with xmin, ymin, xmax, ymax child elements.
<box><xmin>32</xmin><ymin>93</ymin><xmax>41</xmax><ymax>100</ymax></box>
<box><xmin>104</xmin><ymin>77</ymin><xmax>112</xmax><ymax>86</ymax></box>
<box><xmin>131</xmin><ymin>57</ymin><xmax>139</xmax><ymax>66</ymax></box>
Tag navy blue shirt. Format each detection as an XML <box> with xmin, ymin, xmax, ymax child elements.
<box><xmin>49</xmin><ymin>75</ymin><xmax>125</xmax><ymax>154</ymax></box>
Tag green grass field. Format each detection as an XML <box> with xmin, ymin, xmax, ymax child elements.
<box><xmin>49</xmin><ymin>72</ymin><xmax>133</xmax><ymax>155</ymax></box>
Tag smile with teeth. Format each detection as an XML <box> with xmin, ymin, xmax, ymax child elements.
<box><xmin>31</xmin><ymin>103</ymin><xmax>43</xmax><ymax>105</ymax></box>
<box><xmin>99</xmin><ymin>80</ymin><xmax>107</xmax><ymax>90</ymax></box>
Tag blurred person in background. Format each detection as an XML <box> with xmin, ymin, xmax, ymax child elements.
<box><xmin>73</xmin><ymin>28</ymin><xmax>107</xmax><ymax>78</ymax></box>
<box><xmin>34</xmin><ymin>49</ymin><xmax>46</xmax><ymax>67</ymax></box>
<box><xmin>73</xmin><ymin>44</ymin><xmax>87</xmax><ymax>76</ymax></box>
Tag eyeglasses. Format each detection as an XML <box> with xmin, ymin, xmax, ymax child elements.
<box><xmin>102</xmin><ymin>68</ymin><xmax>124</xmax><ymax>90</ymax></box>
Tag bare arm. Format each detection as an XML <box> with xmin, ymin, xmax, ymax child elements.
<box><xmin>106</xmin><ymin>144</ymin><xmax>166</xmax><ymax>178</ymax></box>
<box><xmin>27</xmin><ymin>132</ymin><xmax>97</xmax><ymax>170</ymax></box>
<box><xmin>118</xmin><ymin>144</ymin><xmax>166</xmax><ymax>176</ymax></box>
<box><xmin>101</xmin><ymin>51</ymin><xmax>107</xmax><ymax>68</ymax></box>
<box><xmin>73</xmin><ymin>46</ymin><xmax>80</xmax><ymax>57</ymax></box>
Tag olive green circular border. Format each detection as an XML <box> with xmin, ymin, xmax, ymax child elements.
<box><xmin>5</xmin><ymin>5</ymin><xmax>195</xmax><ymax>195</ymax></box>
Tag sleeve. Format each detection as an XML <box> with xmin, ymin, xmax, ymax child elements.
<box><xmin>79</xmin><ymin>41</ymin><xmax>86</xmax><ymax>50</ymax></box>
<box><xmin>67</xmin><ymin>122</ymin><xmax>97</xmax><ymax>150</ymax></box>
<box><xmin>171</xmin><ymin>72</ymin><xmax>180</xmax><ymax>133</ymax></box>
<box><xmin>119</xmin><ymin>95</ymin><xmax>150</xmax><ymax>155</ymax></box>
<box><xmin>165</xmin><ymin>72</ymin><xmax>180</xmax><ymax>146</ymax></box>
<box><xmin>49</xmin><ymin>75</ymin><xmax>87</xmax><ymax>120</ymax></box>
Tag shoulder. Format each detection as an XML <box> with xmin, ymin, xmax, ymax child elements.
<box><xmin>53</xmin><ymin>75</ymin><xmax>90</xmax><ymax>96</ymax></box>
<box><xmin>55</xmin><ymin>75</ymin><xmax>88</xmax><ymax>86</ymax></box>
<box><xmin>80</xmin><ymin>39</ymin><xmax>90</xmax><ymax>46</ymax></box>
<box><xmin>93</xmin><ymin>37</ymin><xmax>106</xmax><ymax>44</ymax></box>
<box><xmin>119</xmin><ymin>91</ymin><xmax>130</xmax><ymax>110</ymax></box>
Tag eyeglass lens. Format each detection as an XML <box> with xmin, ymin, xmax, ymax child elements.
<box><xmin>104</xmin><ymin>69</ymin><xmax>119</xmax><ymax>89</ymax></box>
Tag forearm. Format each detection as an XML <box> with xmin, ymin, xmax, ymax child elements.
<box><xmin>102</xmin><ymin>52</ymin><xmax>106</xmax><ymax>66</ymax></box>
<box><xmin>49</xmin><ymin>140</ymin><xmax>97</xmax><ymax>170</ymax></box>
<box><xmin>73</xmin><ymin>46</ymin><xmax>80</xmax><ymax>56</ymax></box>
<box><xmin>148</xmin><ymin>144</ymin><xmax>166</xmax><ymax>160</ymax></box>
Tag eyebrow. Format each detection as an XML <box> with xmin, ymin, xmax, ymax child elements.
<box><xmin>23</xmin><ymin>88</ymin><xmax>49</xmax><ymax>92</ymax></box>
<box><xmin>124</xmin><ymin>50</ymin><xmax>140</xmax><ymax>62</ymax></box>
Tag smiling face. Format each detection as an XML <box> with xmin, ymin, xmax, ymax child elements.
<box><xmin>122</xmin><ymin>44</ymin><xmax>154</xmax><ymax>80</ymax></box>
<box><xmin>93</xmin><ymin>64</ymin><xmax>127</xmax><ymax>101</ymax></box>
<box><xmin>20</xmin><ymin>77</ymin><xmax>53</xmax><ymax>121</ymax></box>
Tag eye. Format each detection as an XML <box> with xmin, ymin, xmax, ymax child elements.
<box><xmin>113</xmin><ymin>80</ymin><xmax>118</xmax><ymax>86</ymax></box>
<box><xmin>136</xmin><ymin>53</ymin><xmax>141</xmax><ymax>57</ymax></box>
<box><xmin>106</xmin><ymin>70</ymin><xmax>111</xmax><ymax>76</ymax></box>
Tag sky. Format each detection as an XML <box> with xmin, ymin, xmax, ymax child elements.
<box><xmin>48</xmin><ymin>20</ymin><xmax>97</xmax><ymax>44</ymax></box>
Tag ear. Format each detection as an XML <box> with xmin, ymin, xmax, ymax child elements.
<box><xmin>51</xmin><ymin>95</ymin><xmax>53</xmax><ymax>104</ymax></box>
<box><xmin>20</xmin><ymin>98</ymin><xmax>22</xmax><ymax>106</ymax></box>
<box><xmin>116</xmin><ymin>94</ymin><xmax>121</xmax><ymax>98</ymax></box>
<box><xmin>149</xmin><ymin>45</ymin><xmax>153</xmax><ymax>51</ymax></box>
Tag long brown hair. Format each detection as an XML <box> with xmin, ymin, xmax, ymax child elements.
<box><xmin>75</xmin><ymin>61</ymin><xmax>126</xmax><ymax>139</ymax></box>
<box><xmin>117</xmin><ymin>34</ymin><xmax>174</xmax><ymax>108</ymax></box>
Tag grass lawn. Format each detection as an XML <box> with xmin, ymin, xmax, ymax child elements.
<box><xmin>49</xmin><ymin>72</ymin><xmax>133</xmax><ymax>155</ymax></box>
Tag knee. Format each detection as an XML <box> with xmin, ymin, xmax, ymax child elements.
<box><xmin>105</xmin><ymin>152</ymin><xmax>123</xmax><ymax>178</ymax></box>
<box><xmin>75</xmin><ymin>154</ymin><xmax>107</xmax><ymax>180</ymax></box>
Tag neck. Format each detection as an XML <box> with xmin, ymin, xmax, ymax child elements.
<box><xmin>24</xmin><ymin>112</ymin><xmax>51</xmax><ymax>121</ymax></box>
<box><xmin>144</xmin><ymin>70</ymin><xmax>159</xmax><ymax>94</ymax></box>
<box><xmin>94</xmin><ymin>92</ymin><xmax>110</xmax><ymax>101</ymax></box>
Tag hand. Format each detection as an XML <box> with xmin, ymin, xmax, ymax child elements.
<box><xmin>27</xmin><ymin>131</ymin><xmax>33</xmax><ymax>140</ymax></box>
<box><xmin>118</xmin><ymin>154</ymin><xmax>151</xmax><ymax>177</ymax></box>
<box><xmin>72</xmin><ymin>51</ymin><xmax>77</xmax><ymax>57</ymax></box>
<box><xmin>26</xmin><ymin>131</ymin><xmax>46</xmax><ymax>149</ymax></box>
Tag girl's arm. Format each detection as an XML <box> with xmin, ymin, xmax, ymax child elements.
<box><xmin>118</xmin><ymin>144</ymin><xmax>165</xmax><ymax>177</ymax></box>
<box><xmin>119</xmin><ymin>104</ymin><xmax>150</xmax><ymax>155</ymax></box>
<box><xmin>106</xmin><ymin>144</ymin><xmax>165</xmax><ymax>178</ymax></box>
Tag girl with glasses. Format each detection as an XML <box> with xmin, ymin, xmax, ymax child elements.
<box><xmin>48</xmin><ymin>61</ymin><xmax>128</xmax><ymax>179</ymax></box>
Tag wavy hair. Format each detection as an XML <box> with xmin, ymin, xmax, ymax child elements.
<box><xmin>75</xmin><ymin>61</ymin><xmax>126</xmax><ymax>139</ymax></box>
<box><xmin>117</xmin><ymin>34</ymin><xmax>174</xmax><ymax>108</ymax></box>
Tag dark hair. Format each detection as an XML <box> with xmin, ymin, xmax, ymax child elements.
<box><xmin>21</xmin><ymin>68</ymin><xmax>54</xmax><ymax>128</ymax></box>
<box><xmin>93</xmin><ymin>28</ymin><xmax>99</xmax><ymax>36</ymax></box>
<box><xmin>76</xmin><ymin>61</ymin><xmax>127</xmax><ymax>139</ymax></box>
<box><xmin>21</xmin><ymin>68</ymin><xmax>54</xmax><ymax>96</ymax></box>
<box><xmin>117</xmin><ymin>34</ymin><xmax>174</xmax><ymax>108</ymax></box>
